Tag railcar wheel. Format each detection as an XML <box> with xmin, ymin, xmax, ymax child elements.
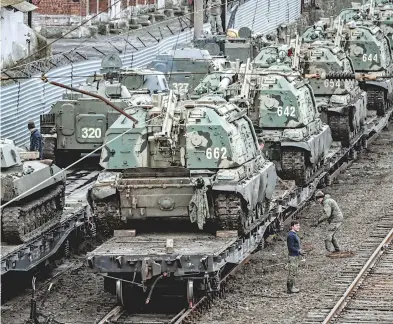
<box><xmin>116</xmin><ymin>279</ymin><xmax>124</xmax><ymax>306</ymax></box>
<box><xmin>186</xmin><ymin>279</ymin><xmax>195</xmax><ymax>308</ymax></box>
<box><xmin>255</xmin><ymin>202</ymin><xmax>263</xmax><ymax>220</ymax></box>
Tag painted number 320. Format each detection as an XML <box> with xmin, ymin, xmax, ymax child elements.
<box><xmin>206</xmin><ymin>147</ymin><xmax>227</xmax><ymax>159</ymax></box>
<box><xmin>81</xmin><ymin>127</ymin><xmax>101</xmax><ymax>138</ymax></box>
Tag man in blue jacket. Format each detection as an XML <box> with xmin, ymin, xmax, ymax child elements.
<box><xmin>287</xmin><ymin>220</ymin><xmax>304</xmax><ymax>293</ymax></box>
<box><xmin>28</xmin><ymin>121</ymin><xmax>43</xmax><ymax>160</ymax></box>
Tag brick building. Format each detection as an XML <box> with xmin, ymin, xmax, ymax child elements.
<box><xmin>35</xmin><ymin>0</ymin><xmax>156</xmax><ymax>16</ymax></box>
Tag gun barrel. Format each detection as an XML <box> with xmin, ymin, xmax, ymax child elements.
<box><xmin>304</xmin><ymin>72</ymin><xmax>380</xmax><ymax>81</ymax></box>
<box><xmin>41</xmin><ymin>77</ymin><xmax>139</xmax><ymax>125</ymax></box>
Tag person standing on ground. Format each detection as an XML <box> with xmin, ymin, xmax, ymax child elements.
<box><xmin>314</xmin><ymin>190</ymin><xmax>344</xmax><ymax>253</ymax></box>
<box><xmin>287</xmin><ymin>220</ymin><xmax>304</xmax><ymax>294</ymax></box>
<box><xmin>28</xmin><ymin>121</ymin><xmax>43</xmax><ymax>160</ymax></box>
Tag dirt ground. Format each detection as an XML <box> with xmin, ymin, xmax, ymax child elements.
<box><xmin>1</xmin><ymin>236</ymin><xmax>116</xmax><ymax>324</ymax></box>
<box><xmin>2</xmin><ymin>128</ymin><xmax>393</xmax><ymax>324</ymax></box>
<box><xmin>199</xmin><ymin>129</ymin><xmax>393</xmax><ymax>324</ymax></box>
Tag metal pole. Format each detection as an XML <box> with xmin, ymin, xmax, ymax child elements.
<box><xmin>27</xmin><ymin>0</ymin><xmax>32</xmax><ymax>27</ymax></box>
<box><xmin>193</xmin><ymin>0</ymin><xmax>203</xmax><ymax>40</ymax></box>
<box><xmin>224</xmin><ymin>0</ymin><xmax>227</xmax><ymax>32</ymax></box>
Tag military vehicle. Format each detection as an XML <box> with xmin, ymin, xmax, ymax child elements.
<box><xmin>333</xmin><ymin>0</ymin><xmax>393</xmax><ymax>48</ymax></box>
<box><xmin>250</xmin><ymin>33</ymin><xmax>368</xmax><ymax>148</ymax></box>
<box><xmin>88</xmin><ymin>91</ymin><xmax>277</xmax><ymax>235</ymax></box>
<box><xmin>299</xmin><ymin>41</ymin><xmax>368</xmax><ymax>146</ymax></box>
<box><xmin>0</xmin><ymin>138</ymin><xmax>66</xmax><ymax>243</ymax></box>
<box><xmin>341</xmin><ymin>21</ymin><xmax>393</xmax><ymax>115</ymax></box>
<box><xmin>194</xmin><ymin>27</ymin><xmax>274</xmax><ymax>64</ymax></box>
<box><xmin>40</xmin><ymin>54</ymin><xmax>169</xmax><ymax>166</ymax></box>
<box><xmin>234</xmin><ymin>50</ymin><xmax>333</xmax><ymax>186</ymax></box>
<box><xmin>302</xmin><ymin>18</ymin><xmax>393</xmax><ymax>116</ymax></box>
<box><xmin>147</xmin><ymin>47</ymin><xmax>223</xmax><ymax>99</ymax></box>
<box><xmin>374</xmin><ymin>3</ymin><xmax>393</xmax><ymax>48</ymax></box>
<box><xmin>334</xmin><ymin>0</ymin><xmax>393</xmax><ymax>25</ymax></box>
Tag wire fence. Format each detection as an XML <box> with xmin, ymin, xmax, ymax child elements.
<box><xmin>0</xmin><ymin>0</ymin><xmax>302</xmax><ymax>146</ymax></box>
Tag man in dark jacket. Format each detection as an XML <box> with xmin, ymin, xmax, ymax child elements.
<box><xmin>287</xmin><ymin>220</ymin><xmax>304</xmax><ymax>293</ymax></box>
<box><xmin>28</xmin><ymin>121</ymin><xmax>43</xmax><ymax>160</ymax></box>
<box><xmin>315</xmin><ymin>190</ymin><xmax>343</xmax><ymax>252</ymax></box>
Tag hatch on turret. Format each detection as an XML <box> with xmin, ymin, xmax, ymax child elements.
<box><xmin>101</xmin><ymin>54</ymin><xmax>123</xmax><ymax>74</ymax></box>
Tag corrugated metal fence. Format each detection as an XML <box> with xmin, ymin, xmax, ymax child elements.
<box><xmin>227</xmin><ymin>0</ymin><xmax>301</xmax><ymax>33</ymax></box>
<box><xmin>1</xmin><ymin>0</ymin><xmax>302</xmax><ymax>146</ymax></box>
<box><xmin>1</xmin><ymin>28</ymin><xmax>196</xmax><ymax>146</ymax></box>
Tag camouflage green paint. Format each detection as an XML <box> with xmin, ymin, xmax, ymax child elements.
<box><xmin>253</xmin><ymin>45</ymin><xmax>294</xmax><ymax>68</ymax></box>
<box><xmin>301</xmin><ymin>42</ymin><xmax>357</xmax><ymax>96</ymax></box>
<box><xmin>300</xmin><ymin>40</ymin><xmax>368</xmax><ymax>142</ymax></box>
<box><xmin>255</xmin><ymin>66</ymin><xmax>318</xmax><ymax>129</ymax></box>
<box><xmin>41</xmin><ymin>67</ymin><xmax>168</xmax><ymax>158</ymax></box>
<box><xmin>344</xmin><ymin>23</ymin><xmax>392</xmax><ymax>72</ymax></box>
<box><xmin>147</xmin><ymin>48</ymin><xmax>215</xmax><ymax>97</ymax></box>
<box><xmin>90</xmin><ymin>93</ymin><xmax>278</xmax><ymax>229</ymax></box>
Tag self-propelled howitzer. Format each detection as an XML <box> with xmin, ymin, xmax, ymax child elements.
<box><xmin>89</xmin><ymin>92</ymin><xmax>277</xmax><ymax>235</ymax></box>
<box><xmin>341</xmin><ymin>21</ymin><xmax>393</xmax><ymax>115</ymax></box>
<box><xmin>300</xmin><ymin>41</ymin><xmax>368</xmax><ymax>146</ymax></box>
<box><xmin>238</xmin><ymin>64</ymin><xmax>333</xmax><ymax>186</ymax></box>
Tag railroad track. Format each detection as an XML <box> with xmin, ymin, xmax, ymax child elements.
<box><xmin>92</xmin><ymin>126</ymin><xmax>393</xmax><ymax>324</ymax></box>
<box><xmin>98</xmin><ymin>305</ymin><xmax>187</xmax><ymax>324</ymax></box>
<box><xmin>98</xmin><ymin>257</ymin><xmax>251</xmax><ymax>324</ymax></box>
<box><xmin>1</xmin><ymin>164</ymin><xmax>101</xmax><ymax>303</ymax></box>
<box><xmin>304</xmin><ymin>209</ymin><xmax>393</xmax><ymax>324</ymax></box>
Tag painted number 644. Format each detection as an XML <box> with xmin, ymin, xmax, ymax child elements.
<box><xmin>362</xmin><ymin>54</ymin><xmax>378</xmax><ymax>62</ymax></box>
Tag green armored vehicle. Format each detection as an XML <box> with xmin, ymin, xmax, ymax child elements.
<box><xmin>333</xmin><ymin>0</ymin><xmax>393</xmax><ymax>49</ymax></box>
<box><xmin>0</xmin><ymin>138</ymin><xmax>66</xmax><ymax>243</ymax></box>
<box><xmin>236</xmin><ymin>61</ymin><xmax>333</xmax><ymax>186</ymax></box>
<box><xmin>299</xmin><ymin>40</ymin><xmax>368</xmax><ymax>146</ymax></box>
<box><xmin>89</xmin><ymin>92</ymin><xmax>277</xmax><ymax>235</ymax></box>
<box><xmin>342</xmin><ymin>21</ymin><xmax>393</xmax><ymax>115</ymax></box>
<box><xmin>194</xmin><ymin>27</ymin><xmax>272</xmax><ymax>63</ymax></box>
<box><xmin>374</xmin><ymin>3</ymin><xmax>393</xmax><ymax>48</ymax></box>
<box><xmin>147</xmin><ymin>47</ymin><xmax>231</xmax><ymax>99</ymax></box>
<box><xmin>40</xmin><ymin>54</ymin><xmax>169</xmax><ymax>166</ymax></box>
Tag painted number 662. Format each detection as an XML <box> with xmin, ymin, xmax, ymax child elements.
<box><xmin>206</xmin><ymin>147</ymin><xmax>227</xmax><ymax>159</ymax></box>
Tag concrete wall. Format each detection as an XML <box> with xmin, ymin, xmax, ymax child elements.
<box><xmin>0</xmin><ymin>7</ymin><xmax>48</xmax><ymax>70</ymax></box>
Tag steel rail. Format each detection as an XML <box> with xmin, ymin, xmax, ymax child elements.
<box><xmin>322</xmin><ymin>226</ymin><xmax>393</xmax><ymax>324</ymax></box>
<box><xmin>174</xmin><ymin>255</ymin><xmax>254</xmax><ymax>324</ymax></box>
<box><xmin>97</xmin><ymin>305</ymin><xmax>124</xmax><ymax>324</ymax></box>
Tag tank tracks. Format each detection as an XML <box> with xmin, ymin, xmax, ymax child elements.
<box><xmin>1</xmin><ymin>183</ymin><xmax>65</xmax><ymax>244</ymax></box>
<box><xmin>92</xmin><ymin>194</ymin><xmax>270</xmax><ymax>236</ymax></box>
<box><xmin>42</xmin><ymin>137</ymin><xmax>56</xmax><ymax>160</ymax></box>
<box><xmin>329</xmin><ymin>114</ymin><xmax>357</xmax><ymax>147</ymax></box>
<box><xmin>92</xmin><ymin>196</ymin><xmax>122</xmax><ymax>236</ymax></box>
<box><xmin>366</xmin><ymin>88</ymin><xmax>386</xmax><ymax>116</ymax></box>
<box><xmin>213</xmin><ymin>194</ymin><xmax>269</xmax><ymax>235</ymax></box>
<box><xmin>281</xmin><ymin>148</ymin><xmax>310</xmax><ymax>186</ymax></box>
